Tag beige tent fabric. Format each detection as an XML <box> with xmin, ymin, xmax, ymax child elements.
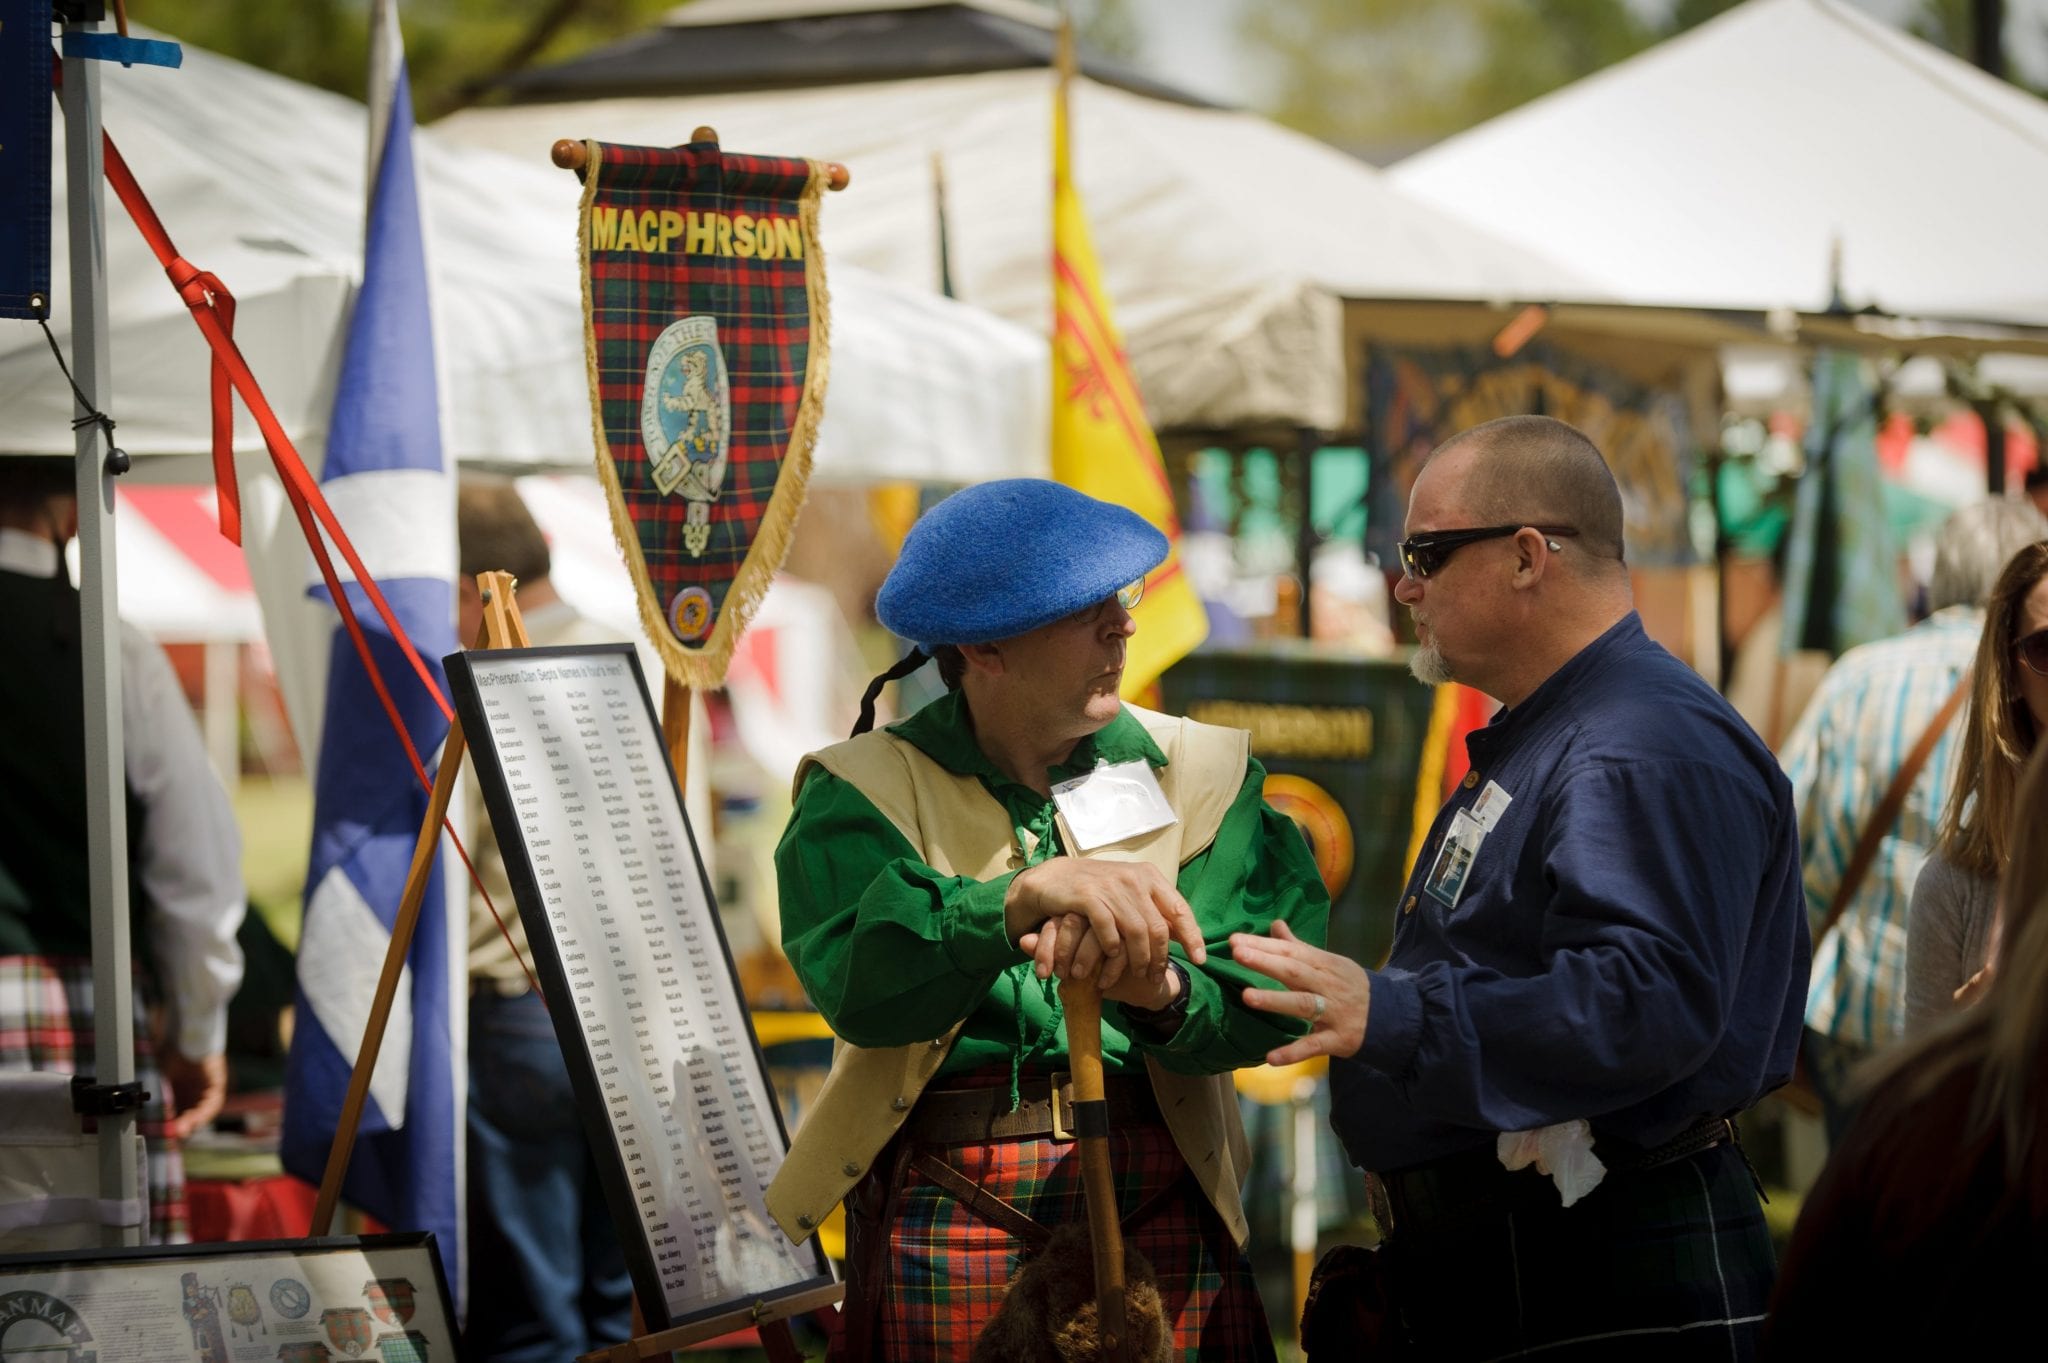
<box><xmin>1395</xmin><ymin>0</ymin><xmax>2048</xmax><ymax>326</ymax></box>
<box><xmin>440</xmin><ymin>69</ymin><xmax>1603</xmax><ymax>434</ymax></box>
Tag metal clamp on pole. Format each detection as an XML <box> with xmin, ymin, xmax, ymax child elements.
<box><xmin>70</xmin><ymin>1074</ymin><xmax>150</xmax><ymax>1117</ymax></box>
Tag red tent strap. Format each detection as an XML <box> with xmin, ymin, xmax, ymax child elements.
<box><xmin>99</xmin><ymin>132</ymin><xmax>452</xmax><ymax>733</ymax></box>
<box><xmin>67</xmin><ymin>60</ymin><xmax>541</xmax><ymax>998</ymax></box>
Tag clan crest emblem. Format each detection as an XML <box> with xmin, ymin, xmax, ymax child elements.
<box><xmin>322</xmin><ymin>1306</ymin><xmax>374</xmax><ymax>1357</ymax></box>
<box><xmin>640</xmin><ymin>316</ymin><xmax>731</xmax><ymax>558</ymax></box>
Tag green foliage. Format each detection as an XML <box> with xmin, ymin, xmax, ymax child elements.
<box><xmin>1238</xmin><ymin>0</ymin><xmax>1662</xmax><ymax>157</ymax></box>
<box><xmin>133</xmin><ymin>0</ymin><xmax>683</xmax><ymax>119</ymax></box>
<box><xmin>1235</xmin><ymin>0</ymin><xmax>2046</xmax><ymax>155</ymax></box>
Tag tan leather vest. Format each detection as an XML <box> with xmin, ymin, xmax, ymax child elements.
<box><xmin>763</xmin><ymin>704</ymin><xmax>1256</xmax><ymax>1248</ymax></box>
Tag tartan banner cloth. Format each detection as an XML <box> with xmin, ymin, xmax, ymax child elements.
<box><xmin>867</xmin><ymin>1080</ymin><xmax>1274</xmax><ymax>1362</ymax></box>
<box><xmin>578</xmin><ymin>137</ymin><xmax>830</xmax><ymax>690</ymax></box>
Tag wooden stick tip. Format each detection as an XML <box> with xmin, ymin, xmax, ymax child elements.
<box><xmin>551</xmin><ymin>139</ymin><xmax>587</xmax><ymax>170</ymax></box>
<box><xmin>692</xmin><ymin>125</ymin><xmax>719</xmax><ymax>145</ymax></box>
<box><xmin>826</xmin><ymin>162</ymin><xmax>852</xmax><ymax>191</ymax></box>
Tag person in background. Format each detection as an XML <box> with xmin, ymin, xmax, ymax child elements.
<box><xmin>1779</xmin><ymin>499</ymin><xmax>2048</xmax><ymax>1137</ymax></box>
<box><xmin>1904</xmin><ymin>541</ymin><xmax>2048</xmax><ymax>1031</ymax></box>
<box><xmin>1764</xmin><ymin>742</ymin><xmax>2048</xmax><ymax>1355</ymax></box>
<box><xmin>0</xmin><ymin>457</ymin><xmax>244</xmax><ymax>1241</ymax></box>
<box><xmin>1231</xmin><ymin>415</ymin><xmax>1807</xmax><ymax>1359</ymax></box>
<box><xmin>2025</xmin><ymin>464</ymin><xmax>2048</xmax><ymax>523</ymax></box>
<box><xmin>455</xmin><ymin>479</ymin><xmax>632</xmax><ymax>1362</ymax></box>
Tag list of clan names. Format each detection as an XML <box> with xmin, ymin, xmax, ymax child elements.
<box><xmin>469</xmin><ymin>652</ymin><xmax>803</xmax><ymax>1317</ymax></box>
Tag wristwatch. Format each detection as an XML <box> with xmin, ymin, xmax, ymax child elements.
<box><xmin>1120</xmin><ymin>959</ymin><xmax>1191</xmax><ymax>1041</ymax></box>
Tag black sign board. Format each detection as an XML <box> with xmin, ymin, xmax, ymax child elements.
<box><xmin>446</xmin><ymin>643</ymin><xmax>833</xmax><ymax>1334</ymax></box>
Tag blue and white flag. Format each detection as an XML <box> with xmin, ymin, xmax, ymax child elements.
<box><xmin>280</xmin><ymin>0</ymin><xmax>464</xmax><ymax>1313</ymax></box>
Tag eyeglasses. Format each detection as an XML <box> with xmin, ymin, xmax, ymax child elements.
<box><xmin>2017</xmin><ymin>626</ymin><xmax>2048</xmax><ymax>678</ymax></box>
<box><xmin>1065</xmin><ymin>579</ymin><xmax>1146</xmax><ymax>626</ymax></box>
<box><xmin>1397</xmin><ymin>524</ymin><xmax>1580</xmax><ymax>580</ymax></box>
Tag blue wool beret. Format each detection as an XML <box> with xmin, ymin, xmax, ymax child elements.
<box><xmin>877</xmin><ymin>479</ymin><xmax>1168</xmax><ymax>649</ymax></box>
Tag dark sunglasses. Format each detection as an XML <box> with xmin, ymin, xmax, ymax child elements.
<box><xmin>2018</xmin><ymin>626</ymin><xmax>2048</xmax><ymax>678</ymax></box>
<box><xmin>1397</xmin><ymin>524</ymin><xmax>1580</xmax><ymax>579</ymax></box>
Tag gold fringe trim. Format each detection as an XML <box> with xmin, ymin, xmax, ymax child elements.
<box><xmin>579</xmin><ymin>144</ymin><xmax>832</xmax><ymax>694</ymax></box>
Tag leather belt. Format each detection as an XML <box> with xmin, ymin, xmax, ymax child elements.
<box><xmin>1593</xmin><ymin>1115</ymin><xmax>1736</xmax><ymax>1173</ymax></box>
<box><xmin>904</xmin><ymin>1071</ymin><xmax>1163</xmax><ymax>1145</ymax></box>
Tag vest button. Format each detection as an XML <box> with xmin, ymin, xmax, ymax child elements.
<box><xmin>797</xmin><ymin>1213</ymin><xmax>815</xmax><ymax>1230</ymax></box>
<box><xmin>1462</xmin><ymin>770</ymin><xmax>1480</xmax><ymax>790</ymax></box>
<box><xmin>1403</xmin><ymin>895</ymin><xmax>1417</xmax><ymax>915</ymax></box>
<box><xmin>843</xmin><ymin>1161</ymin><xmax>862</xmax><ymax>1177</ymax></box>
<box><xmin>891</xmin><ymin>1096</ymin><xmax>911</xmax><ymax>1112</ymax></box>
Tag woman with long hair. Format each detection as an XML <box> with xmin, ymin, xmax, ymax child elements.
<box><xmin>1766</xmin><ymin>742</ymin><xmax>2048</xmax><ymax>1353</ymax></box>
<box><xmin>1903</xmin><ymin>540</ymin><xmax>2048</xmax><ymax>1030</ymax></box>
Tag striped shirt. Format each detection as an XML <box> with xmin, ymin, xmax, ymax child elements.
<box><xmin>1780</xmin><ymin>606</ymin><xmax>1981</xmax><ymax>1049</ymax></box>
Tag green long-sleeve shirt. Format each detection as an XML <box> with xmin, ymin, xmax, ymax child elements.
<box><xmin>775</xmin><ymin>692</ymin><xmax>1330</xmax><ymax>1078</ymax></box>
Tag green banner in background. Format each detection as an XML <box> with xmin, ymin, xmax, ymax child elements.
<box><xmin>1162</xmin><ymin>647</ymin><xmax>1435</xmax><ymax>970</ymax></box>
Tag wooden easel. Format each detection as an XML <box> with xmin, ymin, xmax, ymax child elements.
<box><xmin>308</xmin><ymin>570</ymin><xmax>527</xmax><ymax>1240</ymax></box>
<box><xmin>313</xmin><ymin>570</ymin><xmax>838</xmax><ymax>1361</ymax></box>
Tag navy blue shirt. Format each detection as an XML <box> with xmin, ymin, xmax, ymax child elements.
<box><xmin>1332</xmin><ymin>613</ymin><xmax>1809</xmax><ymax>1172</ymax></box>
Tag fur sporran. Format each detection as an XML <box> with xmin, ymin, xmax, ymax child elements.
<box><xmin>970</xmin><ymin>1223</ymin><xmax>1172</xmax><ymax>1363</ymax></box>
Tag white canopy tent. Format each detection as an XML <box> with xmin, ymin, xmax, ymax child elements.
<box><xmin>1</xmin><ymin>32</ymin><xmax>1047</xmax><ymax>484</ymax></box>
<box><xmin>439</xmin><ymin>1</ymin><xmax>1603</xmax><ymax>435</ymax></box>
<box><xmin>1393</xmin><ymin>0</ymin><xmax>2048</xmax><ymax>327</ymax></box>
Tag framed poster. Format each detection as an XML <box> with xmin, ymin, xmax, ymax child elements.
<box><xmin>445</xmin><ymin>644</ymin><xmax>832</xmax><ymax>1334</ymax></box>
<box><xmin>0</xmin><ymin>1233</ymin><xmax>452</xmax><ymax>1362</ymax></box>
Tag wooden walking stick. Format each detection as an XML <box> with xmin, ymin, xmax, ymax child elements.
<box><xmin>1059</xmin><ymin>978</ymin><xmax>1133</xmax><ymax>1363</ymax></box>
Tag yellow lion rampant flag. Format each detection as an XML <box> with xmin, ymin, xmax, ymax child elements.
<box><xmin>1051</xmin><ymin>40</ymin><xmax>1207</xmax><ymax>697</ymax></box>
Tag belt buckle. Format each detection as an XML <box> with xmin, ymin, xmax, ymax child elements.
<box><xmin>1049</xmin><ymin>1072</ymin><xmax>1075</xmax><ymax>1142</ymax></box>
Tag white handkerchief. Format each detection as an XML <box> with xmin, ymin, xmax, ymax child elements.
<box><xmin>1497</xmin><ymin>1119</ymin><xmax>1607</xmax><ymax>1207</ymax></box>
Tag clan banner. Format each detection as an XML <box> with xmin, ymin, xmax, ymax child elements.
<box><xmin>578</xmin><ymin>137</ymin><xmax>830</xmax><ymax>689</ymax></box>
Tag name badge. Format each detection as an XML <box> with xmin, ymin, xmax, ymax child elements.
<box><xmin>1423</xmin><ymin>809</ymin><xmax>1486</xmax><ymax>909</ymax></box>
<box><xmin>1051</xmin><ymin>759</ymin><xmax>1178</xmax><ymax>852</ymax></box>
<box><xmin>1470</xmin><ymin>780</ymin><xmax>1514</xmax><ymax>831</ymax></box>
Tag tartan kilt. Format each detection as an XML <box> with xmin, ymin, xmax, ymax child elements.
<box><xmin>871</xmin><ymin>1112</ymin><xmax>1274</xmax><ymax>1362</ymax></box>
<box><xmin>1386</xmin><ymin>1142</ymin><xmax>1774</xmax><ymax>1361</ymax></box>
<box><xmin>0</xmin><ymin>954</ymin><xmax>188</xmax><ymax>1243</ymax></box>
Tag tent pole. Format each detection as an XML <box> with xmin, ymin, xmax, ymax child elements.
<box><xmin>63</xmin><ymin>11</ymin><xmax>144</xmax><ymax>1248</ymax></box>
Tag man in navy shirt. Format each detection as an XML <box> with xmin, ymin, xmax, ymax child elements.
<box><xmin>1235</xmin><ymin>415</ymin><xmax>1807</xmax><ymax>1359</ymax></box>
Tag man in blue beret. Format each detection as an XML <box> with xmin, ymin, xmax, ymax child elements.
<box><xmin>763</xmin><ymin>478</ymin><xmax>1330</xmax><ymax>1360</ymax></box>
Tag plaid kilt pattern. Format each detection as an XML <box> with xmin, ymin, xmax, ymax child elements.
<box><xmin>1385</xmin><ymin>1143</ymin><xmax>1774</xmax><ymax>1361</ymax></box>
<box><xmin>580</xmin><ymin>139</ymin><xmax>825</xmax><ymax>689</ymax></box>
<box><xmin>0</xmin><ymin>954</ymin><xmax>187</xmax><ymax>1242</ymax></box>
<box><xmin>875</xmin><ymin>1114</ymin><xmax>1274</xmax><ymax>1361</ymax></box>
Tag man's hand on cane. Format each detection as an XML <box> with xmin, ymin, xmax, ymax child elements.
<box><xmin>1005</xmin><ymin>858</ymin><xmax>1206</xmax><ymax>991</ymax></box>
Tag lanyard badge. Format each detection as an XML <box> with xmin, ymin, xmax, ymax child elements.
<box><xmin>1050</xmin><ymin>759</ymin><xmax>1178</xmax><ymax>851</ymax></box>
<box><xmin>1422</xmin><ymin>781</ymin><xmax>1512</xmax><ymax>910</ymax></box>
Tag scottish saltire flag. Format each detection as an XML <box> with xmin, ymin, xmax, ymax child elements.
<box><xmin>280</xmin><ymin>0</ymin><xmax>464</xmax><ymax>1312</ymax></box>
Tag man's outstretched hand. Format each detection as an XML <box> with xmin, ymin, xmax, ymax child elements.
<box><xmin>1231</xmin><ymin>919</ymin><xmax>1370</xmax><ymax>1064</ymax></box>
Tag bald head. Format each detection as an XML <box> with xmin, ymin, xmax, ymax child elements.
<box><xmin>1430</xmin><ymin>416</ymin><xmax>1626</xmax><ymax>568</ymax></box>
